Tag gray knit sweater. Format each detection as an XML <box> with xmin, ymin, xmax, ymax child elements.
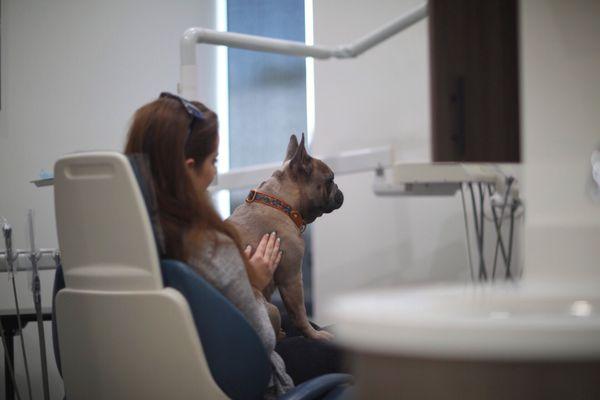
<box><xmin>187</xmin><ymin>232</ymin><xmax>294</xmax><ymax>398</ymax></box>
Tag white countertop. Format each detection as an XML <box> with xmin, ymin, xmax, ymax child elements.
<box><xmin>326</xmin><ymin>281</ymin><xmax>600</xmax><ymax>361</ymax></box>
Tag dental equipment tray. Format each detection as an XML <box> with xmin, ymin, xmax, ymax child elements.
<box><xmin>373</xmin><ymin>163</ymin><xmax>502</xmax><ymax>196</ymax></box>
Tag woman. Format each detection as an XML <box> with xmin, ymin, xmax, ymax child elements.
<box><xmin>124</xmin><ymin>92</ymin><xmax>294</xmax><ymax>397</ymax></box>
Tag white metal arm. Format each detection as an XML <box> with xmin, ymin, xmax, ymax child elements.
<box><xmin>179</xmin><ymin>2</ymin><xmax>428</xmax><ymax>98</ymax></box>
<box><xmin>209</xmin><ymin>146</ymin><xmax>393</xmax><ymax>192</ymax></box>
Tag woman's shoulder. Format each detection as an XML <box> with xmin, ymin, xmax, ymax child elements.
<box><xmin>208</xmin><ymin>231</ymin><xmax>240</xmax><ymax>258</ymax></box>
<box><xmin>186</xmin><ymin>230</ymin><xmax>253</xmax><ymax>309</ymax></box>
<box><xmin>214</xmin><ymin>231</ymin><xmax>237</xmax><ymax>246</ymax></box>
<box><xmin>187</xmin><ymin>230</ymin><xmax>242</xmax><ymax>268</ymax></box>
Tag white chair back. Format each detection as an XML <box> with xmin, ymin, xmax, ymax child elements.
<box><xmin>53</xmin><ymin>152</ymin><xmax>227</xmax><ymax>400</ymax></box>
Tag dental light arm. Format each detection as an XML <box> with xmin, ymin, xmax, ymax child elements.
<box><xmin>179</xmin><ymin>2</ymin><xmax>428</xmax><ymax>98</ymax></box>
<box><xmin>33</xmin><ymin>3</ymin><xmax>428</xmax><ymax>187</ymax></box>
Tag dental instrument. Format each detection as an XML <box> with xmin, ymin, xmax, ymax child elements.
<box><xmin>26</xmin><ymin>210</ymin><xmax>51</xmax><ymax>400</ymax></box>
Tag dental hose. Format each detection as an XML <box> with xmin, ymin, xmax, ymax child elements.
<box><xmin>490</xmin><ymin>178</ymin><xmax>514</xmax><ymax>280</ymax></box>
<box><xmin>27</xmin><ymin>210</ymin><xmax>51</xmax><ymax>400</ymax></box>
<box><xmin>488</xmin><ymin>179</ymin><xmax>513</xmax><ymax>280</ymax></box>
<box><xmin>3</xmin><ymin>221</ymin><xmax>34</xmax><ymax>400</ymax></box>
<box><xmin>468</xmin><ymin>183</ymin><xmax>487</xmax><ymax>281</ymax></box>
<box><xmin>460</xmin><ymin>184</ymin><xmax>475</xmax><ymax>282</ymax></box>
<box><xmin>0</xmin><ymin>319</ymin><xmax>23</xmax><ymax>400</ymax></box>
<box><xmin>505</xmin><ymin>199</ymin><xmax>520</xmax><ymax>280</ymax></box>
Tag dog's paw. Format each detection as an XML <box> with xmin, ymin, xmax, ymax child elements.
<box><xmin>277</xmin><ymin>329</ymin><xmax>287</xmax><ymax>341</ymax></box>
<box><xmin>304</xmin><ymin>327</ymin><xmax>334</xmax><ymax>341</ymax></box>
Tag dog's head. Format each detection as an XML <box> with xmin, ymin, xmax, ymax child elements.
<box><xmin>280</xmin><ymin>134</ymin><xmax>344</xmax><ymax>223</ymax></box>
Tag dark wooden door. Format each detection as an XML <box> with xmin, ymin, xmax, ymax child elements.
<box><xmin>429</xmin><ymin>0</ymin><xmax>520</xmax><ymax>162</ymax></box>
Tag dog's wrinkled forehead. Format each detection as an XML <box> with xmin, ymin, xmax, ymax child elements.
<box><xmin>314</xmin><ymin>158</ymin><xmax>333</xmax><ymax>177</ymax></box>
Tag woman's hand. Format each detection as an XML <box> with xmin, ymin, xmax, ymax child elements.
<box><xmin>244</xmin><ymin>232</ymin><xmax>283</xmax><ymax>292</ymax></box>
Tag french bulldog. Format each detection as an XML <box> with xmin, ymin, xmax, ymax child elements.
<box><xmin>228</xmin><ymin>133</ymin><xmax>344</xmax><ymax>341</ymax></box>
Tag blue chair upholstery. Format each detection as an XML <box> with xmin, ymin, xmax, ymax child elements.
<box><xmin>280</xmin><ymin>374</ymin><xmax>354</xmax><ymax>400</ymax></box>
<box><xmin>160</xmin><ymin>259</ymin><xmax>271</xmax><ymax>400</ymax></box>
<box><xmin>51</xmin><ymin>263</ymin><xmax>65</xmax><ymax>376</ymax></box>
<box><xmin>161</xmin><ymin>260</ymin><xmax>354</xmax><ymax>400</ymax></box>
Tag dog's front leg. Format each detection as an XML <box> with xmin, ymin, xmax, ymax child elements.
<box><xmin>277</xmin><ymin>272</ymin><xmax>334</xmax><ymax>341</ymax></box>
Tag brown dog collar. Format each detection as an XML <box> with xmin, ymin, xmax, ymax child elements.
<box><xmin>245</xmin><ymin>189</ymin><xmax>306</xmax><ymax>232</ymax></box>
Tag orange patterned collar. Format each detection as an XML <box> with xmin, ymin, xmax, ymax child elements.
<box><xmin>245</xmin><ymin>189</ymin><xmax>306</xmax><ymax>232</ymax></box>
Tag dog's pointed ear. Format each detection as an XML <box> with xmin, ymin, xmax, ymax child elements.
<box><xmin>289</xmin><ymin>133</ymin><xmax>312</xmax><ymax>177</ymax></box>
<box><xmin>284</xmin><ymin>134</ymin><xmax>299</xmax><ymax>162</ymax></box>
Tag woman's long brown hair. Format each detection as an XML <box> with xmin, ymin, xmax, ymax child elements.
<box><xmin>124</xmin><ymin>96</ymin><xmax>245</xmax><ymax>261</ymax></box>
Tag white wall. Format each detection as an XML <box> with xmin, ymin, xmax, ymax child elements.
<box><xmin>521</xmin><ymin>0</ymin><xmax>600</xmax><ymax>282</ymax></box>
<box><xmin>0</xmin><ymin>1</ymin><xmax>216</xmax><ymax>398</ymax></box>
<box><xmin>310</xmin><ymin>0</ymin><xmax>522</xmax><ymax>321</ymax></box>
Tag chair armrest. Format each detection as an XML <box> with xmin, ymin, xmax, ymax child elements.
<box><xmin>279</xmin><ymin>373</ymin><xmax>353</xmax><ymax>400</ymax></box>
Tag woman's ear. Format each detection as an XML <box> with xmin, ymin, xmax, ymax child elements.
<box><xmin>185</xmin><ymin>158</ymin><xmax>197</xmax><ymax>170</ymax></box>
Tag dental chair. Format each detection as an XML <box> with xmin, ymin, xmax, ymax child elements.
<box><xmin>52</xmin><ymin>151</ymin><xmax>352</xmax><ymax>400</ymax></box>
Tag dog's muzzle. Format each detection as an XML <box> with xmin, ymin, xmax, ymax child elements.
<box><xmin>324</xmin><ymin>188</ymin><xmax>344</xmax><ymax>213</ymax></box>
<box><xmin>334</xmin><ymin>190</ymin><xmax>344</xmax><ymax>208</ymax></box>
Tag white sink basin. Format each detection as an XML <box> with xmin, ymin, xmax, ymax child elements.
<box><xmin>326</xmin><ymin>282</ymin><xmax>600</xmax><ymax>361</ymax></box>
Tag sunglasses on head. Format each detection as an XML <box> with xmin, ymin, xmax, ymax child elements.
<box><xmin>159</xmin><ymin>92</ymin><xmax>205</xmax><ymax>149</ymax></box>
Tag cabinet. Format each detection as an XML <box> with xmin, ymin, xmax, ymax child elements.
<box><xmin>429</xmin><ymin>0</ymin><xmax>520</xmax><ymax>162</ymax></box>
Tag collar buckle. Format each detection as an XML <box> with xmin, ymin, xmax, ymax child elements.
<box><xmin>245</xmin><ymin>189</ymin><xmax>258</xmax><ymax>203</ymax></box>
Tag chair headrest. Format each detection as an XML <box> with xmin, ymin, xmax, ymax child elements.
<box><xmin>54</xmin><ymin>152</ymin><xmax>163</xmax><ymax>291</ymax></box>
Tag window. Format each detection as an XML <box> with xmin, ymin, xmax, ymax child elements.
<box><xmin>223</xmin><ymin>0</ymin><xmax>314</xmax><ymax>315</ymax></box>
